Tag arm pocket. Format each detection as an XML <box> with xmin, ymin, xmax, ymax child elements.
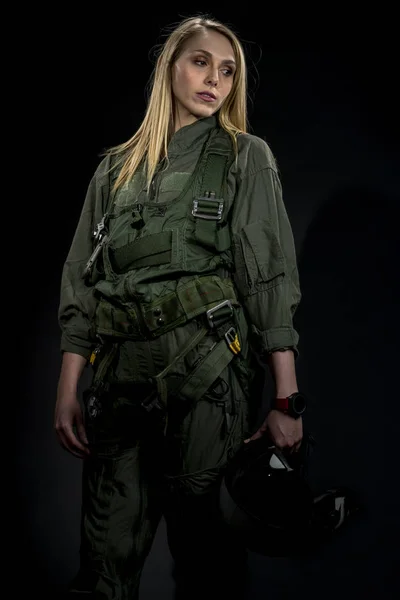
<box><xmin>240</xmin><ymin>220</ymin><xmax>286</xmax><ymax>292</ymax></box>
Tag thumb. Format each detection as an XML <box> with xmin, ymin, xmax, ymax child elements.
<box><xmin>244</xmin><ymin>429</ymin><xmax>263</xmax><ymax>444</ymax></box>
<box><xmin>244</xmin><ymin>419</ymin><xmax>270</xmax><ymax>444</ymax></box>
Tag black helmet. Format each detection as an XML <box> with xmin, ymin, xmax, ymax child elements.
<box><xmin>220</xmin><ymin>432</ymin><xmax>362</xmax><ymax>558</ymax></box>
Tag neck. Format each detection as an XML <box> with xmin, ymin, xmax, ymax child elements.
<box><xmin>173</xmin><ymin>107</ymin><xmax>200</xmax><ymax>133</ymax></box>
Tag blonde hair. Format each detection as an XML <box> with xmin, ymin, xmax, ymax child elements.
<box><xmin>105</xmin><ymin>14</ymin><xmax>248</xmax><ymax>192</ymax></box>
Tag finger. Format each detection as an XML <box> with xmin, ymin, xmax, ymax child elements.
<box><xmin>282</xmin><ymin>438</ymin><xmax>297</xmax><ymax>452</ymax></box>
<box><xmin>76</xmin><ymin>419</ymin><xmax>89</xmax><ymax>446</ymax></box>
<box><xmin>288</xmin><ymin>438</ymin><xmax>303</xmax><ymax>454</ymax></box>
<box><xmin>57</xmin><ymin>430</ymin><xmax>87</xmax><ymax>459</ymax></box>
<box><xmin>58</xmin><ymin>423</ymin><xmax>89</xmax><ymax>457</ymax></box>
<box><xmin>244</xmin><ymin>429</ymin><xmax>264</xmax><ymax>443</ymax></box>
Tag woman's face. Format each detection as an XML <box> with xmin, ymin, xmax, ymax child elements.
<box><xmin>171</xmin><ymin>29</ymin><xmax>236</xmax><ymax>131</ymax></box>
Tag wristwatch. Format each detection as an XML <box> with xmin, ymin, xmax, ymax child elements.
<box><xmin>273</xmin><ymin>392</ymin><xmax>307</xmax><ymax>419</ymax></box>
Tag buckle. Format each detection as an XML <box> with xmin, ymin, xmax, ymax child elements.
<box><xmin>224</xmin><ymin>327</ymin><xmax>241</xmax><ymax>354</ymax></box>
<box><xmin>206</xmin><ymin>300</ymin><xmax>233</xmax><ymax>329</ymax></box>
<box><xmin>192</xmin><ymin>192</ymin><xmax>224</xmax><ymax>221</ymax></box>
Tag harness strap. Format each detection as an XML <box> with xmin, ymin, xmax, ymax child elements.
<box><xmin>149</xmin><ymin>301</ymin><xmax>241</xmax><ymax>410</ymax></box>
<box><xmin>192</xmin><ymin>132</ymin><xmax>234</xmax><ymax>251</ymax></box>
<box><xmin>177</xmin><ymin>337</ymin><xmax>235</xmax><ymax>403</ymax></box>
<box><xmin>152</xmin><ymin>325</ymin><xmax>209</xmax><ymax>407</ymax></box>
<box><xmin>91</xmin><ymin>342</ymin><xmax>119</xmax><ymax>390</ymax></box>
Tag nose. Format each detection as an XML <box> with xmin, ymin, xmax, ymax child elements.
<box><xmin>205</xmin><ymin>68</ymin><xmax>219</xmax><ymax>87</ymax></box>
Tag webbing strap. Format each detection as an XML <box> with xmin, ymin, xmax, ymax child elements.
<box><xmin>153</xmin><ymin>326</ymin><xmax>209</xmax><ymax>407</ymax></box>
<box><xmin>143</xmin><ymin>276</ymin><xmax>239</xmax><ymax>335</ymax></box>
<box><xmin>193</xmin><ymin>146</ymin><xmax>233</xmax><ymax>250</ymax></box>
<box><xmin>201</xmin><ymin>153</ymin><xmax>230</xmax><ymax>195</ymax></box>
<box><xmin>110</xmin><ymin>231</ymin><xmax>172</xmax><ymax>273</ymax></box>
<box><xmin>92</xmin><ymin>342</ymin><xmax>119</xmax><ymax>388</ymax></box>
<box><xmin>178</xmin><ymin>338</ymin><xmax>235</xmax><ymax>403</ymax></box>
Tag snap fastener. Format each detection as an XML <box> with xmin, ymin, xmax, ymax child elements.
<box><xmin>154</xmin><ymin>308</ymin><xmax>162</xmax><ymax>316</ymax></box>
<box><xmin>157</xmin><ymin>318</ymin><xmax>165</xmax><ymax>326</ymax></box>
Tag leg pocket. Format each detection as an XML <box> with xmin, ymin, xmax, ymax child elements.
<box><xmin>164</xmin><ymin>364</ymin><xmax>249</xmax><ymax>491</ymax></box>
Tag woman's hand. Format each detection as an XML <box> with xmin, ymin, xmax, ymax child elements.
<box><xmin>245</xmin><ymin>409</ymin><xmax>303</xmax><ymax>453</ymax></box>
<box><xmin>54</xmin><ymin>392</ymin><xmax>90</xmax><ymax>458</ymax></box>
<box><xmin>54</xmin><ymin>352</ymin><xmax>90</xmax><ymax>458</ymax></box>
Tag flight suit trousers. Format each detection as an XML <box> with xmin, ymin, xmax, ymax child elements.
<box><xmin>67</xmin><ymin>333</ymin><xmax>254</xmax><ymax>600</ymax></box>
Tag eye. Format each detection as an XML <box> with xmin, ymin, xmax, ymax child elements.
<box><xmin>193</xmin><ymin>59</ymin><xmax>234</xmax><ymax>77</ymax></box>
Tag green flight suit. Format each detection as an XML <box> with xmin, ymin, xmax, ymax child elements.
<box><xmin>58</xmin><ymin>115</ymin><xmax>301</xmax><ymax>599</ymax></box>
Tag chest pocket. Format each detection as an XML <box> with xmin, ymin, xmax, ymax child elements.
<box><xmin>157</xmin><ymin>172</ymin><xmax>191</xmax><ymax>203</ymax></box>
<box><xmin>113</xmin><ymin>170</ymin><xmax>146</xmax><ymax>209</ymax></box>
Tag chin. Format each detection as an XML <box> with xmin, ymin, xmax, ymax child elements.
<box><xmin>192</xmin><ymin>106</ymin><xmax>217</xmax><ymax>119</ymax></box>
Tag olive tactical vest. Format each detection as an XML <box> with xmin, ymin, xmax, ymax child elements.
<box><xmin>91</xmin><ymin>126</ymin><xmax>241</xmax><ymax>342</ymax></box>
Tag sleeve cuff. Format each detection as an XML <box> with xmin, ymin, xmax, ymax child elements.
<box><xmin>250</xmin><ymin>325</ymin><xmax>299</xmax><ymax>358</ymax></box>
<box><xmin>60</xmin><ymin>334</ymin><xmax>94</xmax><ymax>360</ymax></box>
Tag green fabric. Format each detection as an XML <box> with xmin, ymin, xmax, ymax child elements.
<box><xmin>79</xmin><ymin>370</ymin><xmax>249</xmax><ymax>599</ymax></box>
<box><xmin>94</xmin><ymin>275</ymin><xmax>239</xmax><ymax>340</ymax></box>
<box><xmin>58</xmin><ymin>114</ymin><xmax>301</xmax><ymax>359</ymax></box>
<box><xmin>178</xmin><ymin>338</ymin><xmax>235</xmax><ymax>403</ymax></box>
<box><xmin>110</xmin><ymin>230</ymin><xmax>172</xmax><ymax>272</ymax></box>
<box><xmin>58</xmin><ymin>114</ymin><xmax>304</xmax><ymax>599</ymax></box>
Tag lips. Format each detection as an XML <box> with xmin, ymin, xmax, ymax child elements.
<box><xmin>198</xmin><ymin>90</ymin><xmax>216</xmax><ymax>99</ymax></box>
<box><xmin>196</xmin><ymin>91</ymin><xmax>217</xmax><ymax>103</ymax></box>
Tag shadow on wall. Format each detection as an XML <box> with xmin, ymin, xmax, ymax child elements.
<box><xmin>293</xmin><ymin>185</ymin><xmax>399</xmax><ymax>507</ymax></box>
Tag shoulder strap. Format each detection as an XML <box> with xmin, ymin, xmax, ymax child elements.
<box><xmin>194</xmin><ymin>127</ymin><xmax>234</xmax><ymax>198</ymax></box>
<box><xmin>192</xmin><ymin>127</ymin><xmax>235</xmax><ymax>251</ymax></box>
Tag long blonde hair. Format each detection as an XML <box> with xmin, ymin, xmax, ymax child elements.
<box><xmin>105</xmin><ymin>15</ymin><xmax>248</xmax><ymax>192</ymax></box>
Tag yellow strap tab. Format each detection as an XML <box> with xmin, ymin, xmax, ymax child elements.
<box><xmin>89</xmin><ymin>346</ymin><xmax>101</xmax><ymax>365</ymax></box>
<box><xmin>229</xmin><ymin>333</ymin><xmax>241</xmax><ymax>355</ymax></box>
<box><xmin>224</xmin><ymin>327</ymin><xmax>241</xmax><ymax>355</ymax></box>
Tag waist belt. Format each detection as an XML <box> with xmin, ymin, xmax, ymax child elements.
<box><xmin>95</xmin><ymin>275</ymin><xmax>240</xmax><ymax>341</ymax></box>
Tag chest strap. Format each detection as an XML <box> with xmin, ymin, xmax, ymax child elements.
<box><xmin>109</xmin><ymin>230</ymin><xmax>172</xmax><ymax>273</ymax></box>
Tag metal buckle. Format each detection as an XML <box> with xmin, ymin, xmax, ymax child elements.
<box><xmin>192</xmin><ymin>192</ymin><xmax>224</xmax><ymax>221</ymax></box>
<box><xmin>224</xmin><ymin>326</ymin><xmax>241</xmax><ymax>354</ymax></box>
<box><xmin>206</xmin><ymin>299</ymin><xmax>233</xmax><ymax>329</ymax></box>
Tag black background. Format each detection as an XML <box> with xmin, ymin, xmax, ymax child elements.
<box><xmin>16</xmin><ymin>6</ymin><xmax>399</xmax><ymax>598</ymax></box>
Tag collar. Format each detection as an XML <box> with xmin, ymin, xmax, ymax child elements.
<box><xmin>168</xmin><ymin>115</ymin><xmax>218</xmax><ymax>155</ymax></box>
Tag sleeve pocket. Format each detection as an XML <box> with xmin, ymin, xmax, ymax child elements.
<box><xmin>240</xmin><ymin>220</ymin><xmax>286</xmax><ymax>291</ymax></box>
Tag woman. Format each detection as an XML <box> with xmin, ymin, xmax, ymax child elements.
<box><xmin>55</xmin><ymin>14</ymin><xmax>303</xmax><ymax>600</ymax></box>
